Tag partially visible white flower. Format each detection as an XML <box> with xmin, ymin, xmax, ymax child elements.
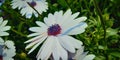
<box><xmin>0</xmin><ymin>17</ymin><xmax>11</xmax><ymax>37</ymax></box>
<box><xmin>25</xmin><ymin>9</ymin><xmax>87</xmax><ymax>60</ymax></box>
<box><xmin>0</xmin><ymin>0</ymin><xmax>5</xmax><ymax>6</ymax></box>
<box><xmin>11</xmin><ymin>0</ymin><xmax>48</xmax><ymax>18</ymax></box>
<box><xmin>0</xmin><ymin>38</ymin><xmax>16</xmax><ymax>60</ymax></box>
<box><xmin>11</xmin><ymin>0</ymin><xmax>29</xmax><ymax>9</ymax></box>
<box><xmin>73</xmin><ymin>46</ymin><xmax>95</xmax><ymax>60</ymax></box>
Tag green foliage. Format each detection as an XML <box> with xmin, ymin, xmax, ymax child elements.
<box><xmin>0</xmin><ymin>0</ymin><xmax>120</xmax><ymax>60</ymax></box>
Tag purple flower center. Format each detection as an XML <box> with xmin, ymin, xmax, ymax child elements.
<box><xmin>0</xmin><ymin>55</ymin><xmax>3</xmax><ymax>60</ymax></box>
<box><xmin>29</xmin><ymin>1</ymin><xmax>36</xmax><ymax>7</ymax></box>
<box><xmin>48</xmin><ymin>24</ymin><xmax>61</xmax><ymax>36</ymax></box>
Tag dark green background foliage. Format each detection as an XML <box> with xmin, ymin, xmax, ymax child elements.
<box><xmin>0</xmin><ymin>0</ymin><xmax>120</xmax><ymax>60</ymax></box>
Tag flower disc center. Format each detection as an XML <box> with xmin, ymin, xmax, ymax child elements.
<box><xmin>29</xmin><ymin>1</ymin><xmax>36</xmax><ymax>7</ymax></box>
<box><xmin>48</xmin><ymin>24</ymin><xmax>61</xmax><ymax>36</ymax></box>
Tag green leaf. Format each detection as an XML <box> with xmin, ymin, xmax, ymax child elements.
<box><xmin>106</xmin><ymin>28</ymin><xmax>118</xmax><ymax>37</ymax></box>
<box><xmin>57</xmin><ymin>0</ymin><xmax>68</xmax><ymax>8</ymax></box>
<box><xmin>110</xmin><ymin>52</ymin><xmax>120</xmax><ymax>58</ymax></box>
<box><xmin>94</xmin><ymin>55</ymin><xmax>106</xmax><ymax>60</ymax></box>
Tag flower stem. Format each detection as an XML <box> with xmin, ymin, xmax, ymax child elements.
<box><xmin>93</xmin><ymin>0</ymin><xmax>106</xmax><ymax>42</ymax></box>
<box><xmin>11</xmin><ymin>28</ymin><xmax>27</xmax><ymax>37</ymax></box>
<box><xmin>64</xmin><ymin>0</ymin><xmax>72</xmax><ymax>9</ymax></box>
<box><xmin>27</xmin><ymin>2</ymin><xmax>42</xmax><ymax>18</ymax></box>
<box><xmin>93</xmin><ymin>0</ymin><xmax>108</xmax><ymax>59</ymax></box>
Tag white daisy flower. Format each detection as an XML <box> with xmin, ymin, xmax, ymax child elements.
<box><xmin>25</xmin><ymin>9</ymin><xmax>88</xmax><ymax>60</ymax></box>
<box><xmin>0</xmin><ymin>0</ymin><xmax>5</xmax><ymax>6</ymax></box>
<box><xmin>72</xmin><ymin>46</ymin><xmax>95</xmax><ymax>60</ymax></box>
<box><xmin>11</xmin><ymin>0</ymin><xmax>48</xmax><ymax>18</ymax></box>
<box><xmin>0</xmin><ymin>17</ymin><xmax>11</xmax><ymax>37</ymax></box>
<box><xmin>11</xmin><ymin>0</ymin><xmax>29</xmax><ymax>10</ymax></box>
<box><xmin>0</xmin><ymin>38</ymin><xmax>16</xmax><ymax>60</ymax></box>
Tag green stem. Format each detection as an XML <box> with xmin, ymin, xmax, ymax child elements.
<box><xmin>11</xmin><ymin>28</ymin><xmax>27</xmax><ymax>37</ymax></box>
<box><xmin>84</xmin><ymin>0</ymin><xmax>91</xmax><ymax>14</ymax></box>
<box><xmin>64</xmin><ymin>0</ymin><xmax>72</xmax><ymax>9</ymax></box>
<box><xmin>93</xmin><ymin>0</ymin><xmax>108</xmax><ymax>59</ymax></box>
<box><xmin>93</xmin><ymin>0</ymin><xmax>106</xmax><ymax>42</ymax></box>
<box><xmin>27</xmin><ymin>2</ymin><xmax>42</xmax><ymax>18</ymax></box>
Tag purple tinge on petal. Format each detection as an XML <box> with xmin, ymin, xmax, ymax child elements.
<box><xmin>68</xmin><ymin>52</ymin><xmax>75</xmax><ymax>60</ymax></box>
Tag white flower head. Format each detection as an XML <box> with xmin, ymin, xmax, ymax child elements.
<box><xmin>11</xmin><ymin>0</ymin><xmax>48</xmax><ymax>18</ymax></box>
<box><xmin>73</xmin><ymin>46</ymin><xmax>95</xmax><ymax>60</ymax></box>
<box><xmin>0</xmin><ymin>0</ymin><xmax>5</xmax><ymax>6</ymax></box>
<box><xmin>25</xmin><ymin>9</ymin><xmax>88</xmax><ymax>60</ymax></box>
<box><xmin>0</xmin><ymin>17</ymin><xmax>11</xmax><ymax>37</ymax></box>
<box><xmin>0</xmin><ymin>38</ymin><xmax>16</xmax><ymax>60</ymax></box>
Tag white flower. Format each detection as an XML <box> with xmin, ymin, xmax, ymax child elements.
<box><xmin>25</xmin><ymin>9</ymin><xmax>88</xmax><ymax>60</ymax></box>
<box><xmin>0</xmin><ymin>38</ymin><xmax>16</xmax><ymax>60</ymax></box>
<box><xmin>11</xmin><ymin>0</ymin><xmax>48</xmax><ymax>18</ymax></box>
<box><xmin>73</xmin><ymin>46</ymin><xmax>95</xmax><ymax>60</ymax></box>
<box><xmin>11</xmin><ymin>0</ymin><xmax>29</xmax><ymax>9</ymax></box>
<box><xmin>0</xmin><ymin>0</ymin><xmax>5</xmax><ymax>6</ymax></box>
<box><xmin>0</xmin><ymin>17</ymin><xmax>11</xmax><ymax>37</ymax></box>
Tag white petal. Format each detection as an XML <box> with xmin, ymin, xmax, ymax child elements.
<box><xmin>54</xmin><ymin>11</ymin><xmax>64</xmax><ymax>25</ymax></box>
<box><xmin>52</xmin><ymin>37</ymin><xmax>60</xmax><ymax>60</ymax></box>
<box><xmin>25</xmin><ymin>39</ymin><xmax>41</xmax><ymax>49</ymax></box>
<box><xmin>1</xmin><ymin>20</ymin><xmax>8</xmax><ymax>27</ymax></box>
<box><xmin>12</xmin><ymin>0</ymin><xmax>48</xmax><ymax>18</ymax></box>
<box><xmin>4</xmin><ymin>49</ymin><xmax>16</xmax><ymax>57</ymax></box>
<box><xmin>34</xmin><ymin>12</ymin><xmax>38</xmax><ymax>17</ymax></box>
<box><xmin>26</xmin><ymin>13</ymin><xmax>32</xmax><ymax>18</ymax></box>
<box><xmin>75</xmin><ymin>16</ymin><xmax>87</xmax><ymax>22</ymax></box>
<box><xmin>75</xmin><ymin>52</ymin><xmax>88</xmax><ymax>60</ymax></box>
<box><xmin>5</xmin><ymin>41</ymin><xmax>15</xmax><ymax>49</ymax></box>
<box><xmin>3</xmin><ymin>57</ymin><xmax>13</xmax><ymax>60</ymax></box>
<box><xmin>59</xmin><ymin>47</ymin><xmax>68</xmax><ymax>60</ymax></box>
<box><xmin>0</xmin><ymin>17</ymin><xmax>3</xmax><ymax>24</ymax></box>
<box><xmin>62</xmin><ymin>22</ymin><xmax>87</xmax><ymax>35</ymax></box>
<box><xmin>25</xmin><ymin>8</ymin><xmax>33</xmax><ymax>18</ymax></box>
<box><xmin>35</xmin><ymin>0</ymin><xmax>48</xmax><ymax>14</ymax></box>
<box><xmin>59</xmin><ymin>9</ymin><xmax>73</xmax><ymax>27</ymax></box>
<box><xmin>29</xmin><ymin>27</ymin><xmax>45</xmax><ymax>33</ymax></box>
<box><xmin>27</xmin><ymin>33</ymin><xmax>40</xmax><ymax>37</ymax></box>
<box><xmin>74</xmin><ymin>47</ymin><xmax>84</xmax><ymax>59</ymax></box>
<box><xmin>44</xmin><ymin>13</ymin><xmax>56</xmax><ymax>26</ymax></box>
<box><xmin>1</xmin><ymin>26</ymin><xmax>11</xmax><ymax>32</ymax></box>
<box><xmin>68</xmin><ymin>37</ymin><xmax>83</xmax><ymax>49</ymax></box>
<box><xmin>20</xmin><ymin>7</ymin><xmax>28</xmax><ymax>16</ymax></box>
<box><xmin>71</xmin><ymin>12</ymin><xmax>80</xmax><ymax>19</ymax></box>
<box><xmin>11</xmin><ymin>0</ymin><xmax>28</xmax><ymax>9</ymax></box>
<box><xmin>0</xmin><ymin>37</ymin><xmax>4</xmax><ymax>45</ymax></box>
<box><xmin>27</xmin><ymin>36</ymin><xmax>47</xmax><ymax>54</ymax></box>
<box><xmin>25</xmin><ymin>33</ymin><xmax>46</xmax><ymax>43</ymax></box>
<box><xmin>0</xmin><ymin>32</ymin><xmax>9</xmax><ymax>36</ymax></box>
<box><xmin>36</xmin><ymin>36</ymin><xmax>55</xmax><ymax>60</ymax></box>
<box><xmin>63</xmin><ymin>9</ymin><xmax>72</xmax><ymax>20</ymax></box>
<box><xmin>58</xmin><ymin>35</ymin><xmax>75</xmax><ymax>53</ymax></box>
<box><xmin>36</xmin><ymin>21</ymin><xmax>48</xmax><ymax>28</ymax></box>
<box><xmin>52</xmin><ymin>37</ymin><xmax>68</xmax><ymax>60</ymax></box>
